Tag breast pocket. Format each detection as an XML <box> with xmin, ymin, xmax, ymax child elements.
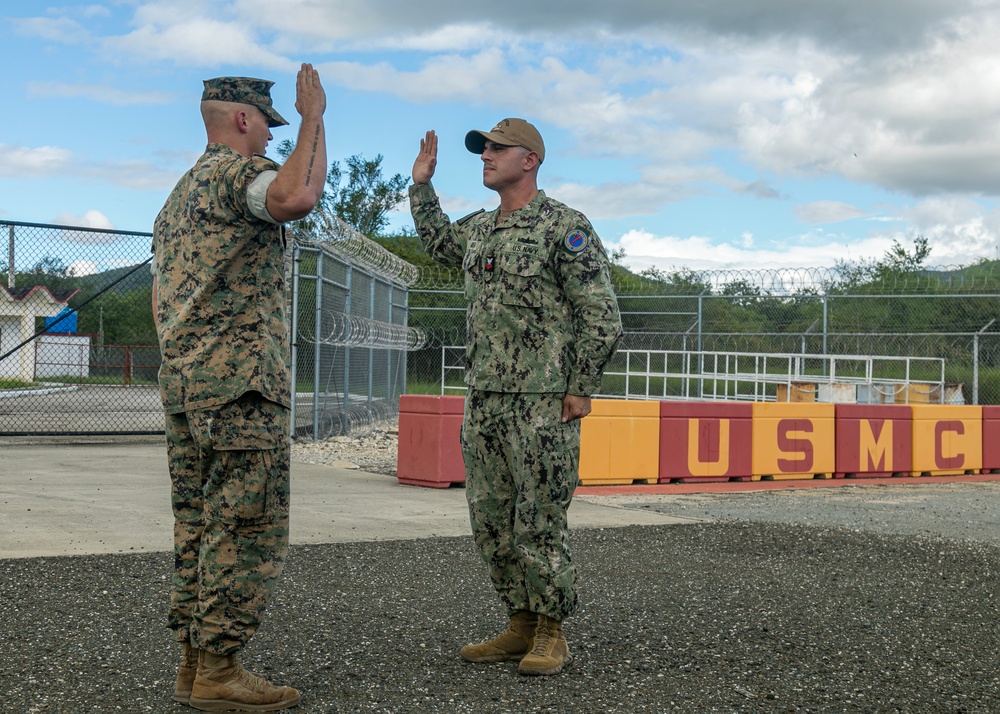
<box><xmin>497</xmin><ymin>249</ymin><xmax>547</xmax><ymax>308</ymax></box>
<box><xmin>463</xmin><ymin>243</ymin><xmax>484</xmax><ymax>301</ymax></box>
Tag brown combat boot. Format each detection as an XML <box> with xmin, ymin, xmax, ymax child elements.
<box><xmin>172</xmin><ymin>641</ymin><xmax>200</xmax><ymax>704</ymax></box>
<box><xmin>188</xmin><ymin>650</ymin><xmax>301</xmax><ymax>711</ymax></box>
<box><xmin>460</xmin><ymin>611</ymin><xmax>537</xmax><ymax>663</ymax></box>
<box><xmin>518</xmin><ymin>614</ymin><xmax>572</xmax><ymax>676</ymax></box>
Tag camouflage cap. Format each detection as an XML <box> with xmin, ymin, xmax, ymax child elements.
<box><xmin>201</xmin><ymin>76</ymin><xmax>289</xmax><ymax>127</ymax></box>
<box><xmin>465</xmin><ymin>118</ymin><xmax>545</xmax><ymax>163</ymax></box>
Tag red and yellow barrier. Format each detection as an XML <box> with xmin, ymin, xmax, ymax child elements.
<box><xmin>396</xmin><ymin>395</ymin><xmax>994</xmax><ymax>488</ymax></box>
<box><xmin>659</xmin><ymin>402</ymin><xmax>753</xmax><ymax>482</ymax></box>
<box><xmin>910</xmin><ymin>405</ymin><xmax>982</xmax><ymax>476</ymax></box>
<box><xmin>751</xmin><ymin>403</ymin><xmax>835</xmax><ymax>480</ymax></box>
<box><xmin>834</xmin><ymin>404</ymin><xmax>912</xmax><ymax>478</ymax></box>
<box><xmin>982</xmin><ymin>406</ymin><xmax>1000</xmax><ymax>473</ymax></box>
<box><xmin>579</xmin><ymin>399</ymin><xmax>659</xmax><ymax>485</ymax></box>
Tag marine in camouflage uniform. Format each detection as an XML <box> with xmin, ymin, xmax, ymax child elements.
<box><xmin>152</xmin><ymin>68</ymin><xmax>326</xmax><ymax>710</ymax></box>
<box><xmin>409</xmin><ymin>119</ymin><xmax>622</xmax><ymax>675</ymax></box>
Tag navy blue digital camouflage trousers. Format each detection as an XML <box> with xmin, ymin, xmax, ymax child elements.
<box><xmin>164</xmin><ymin>391</ymin><xmax>290</xmax><ymax>655</ymax></box>
<box><xmin>462</xmin><ymin>390</ymin><xmax>581</xmax><ymax>621</ymax></box>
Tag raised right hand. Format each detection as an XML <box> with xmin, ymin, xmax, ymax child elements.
<box><xmin>412</xmin><ymin>130</ymin><xmax>438</xmax><ymax>185</ymax></box>
<box><xmin>294</xmin><ymin>63</ymin><xmax>326</xmax><ymax>120</ymax></box>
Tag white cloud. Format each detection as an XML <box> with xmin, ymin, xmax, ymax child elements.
<box><xmin>88</xmin><ymin>159</ymin><xmax>181</xmax><ymax>192</ymax></box>
<box><xmin>53</xmin><ymin>210</ymin><xmax>114</xmax><ymax>231</ymax></box>
<box><xmin>547</xmin><ymin>179</ymin><xmax>706</xmax><ymax>221</ymax></box>
<box><xmin>731</xmin><ymin>12</ymin><xmax>1000</xmax><ymax>196</ymax></box>
<box><xmin>0</xmin><ymin>143</ymin><xmax>179</xmax><ymax>191</ymax></box>
<box><xmin>612</xmin><ymin>228</ymin><xmax>900</xmax><ymax>273</ymax></box>
<box><xmin>9</xmin><ymin>15</ymin><xmax>91</xmax><ymax>43</ymax></box>
<box><xmin>11</xmin><ymin>0</ymin><xmax>1000</xmax><ymax>271</ymax></box>
<box><xmin>28</xmin><ymin>82</ymin><xmax>174</xmax><ymax>106</ymax></box>
<box><xmin>105</xmin><ymin>14</ymin><xmax>294</xmax><ymax>70</ymax></box>
<box><xmin>612</xmin><ymin>197</ymin><xmax>1000</xmax><ymax>272</ymax></box>
<box><xmin>794</xmin><ymin>201</ymin><xmax>868</xmax><ymax>225</ymax></box>
<box><xmin>319</xmin><ymin>49</ymin><xmax>509</xmax><ymax>101</ymax></box>
<box><xmin>899</xmin><ymin>197</ymin><xmax>1000</xmax><ymax>265</ymax></box>
<box><xmin>67</xmin><ymin>259</ymin><xmax>99</xmax><ymax>277</ymax></box>
<box><xmin>226</xmin><ymin>0</ymin><xmax>974</xmax><ymax>54</ymax></box>
<box><xmin>0</xmin><ymin>144</ymin><xmax>74</xmax><ymax>178</ymax></box>
<box><xmin>43</xmin><ymin>1</ymin><xmax>1000</xmax><ymax>202</ymax></box>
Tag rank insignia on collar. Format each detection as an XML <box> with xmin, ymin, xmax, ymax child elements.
<box><xmin>563</xmin><ymin>229</ymin><xmax>589</xmax><ymax>254</ymax></box>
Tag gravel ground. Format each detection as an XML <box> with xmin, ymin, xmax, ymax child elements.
<box><xmin>291</xmin><ymin>424</ymin><xmax>400</xmax><ymax>476</ymax></box>
<box><xmin>3</xmin><ymin>425</ymin><xmax>1000</xmax><ymax>713</ymax></box>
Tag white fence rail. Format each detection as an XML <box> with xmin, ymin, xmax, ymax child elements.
<box><xmin>603</xmin><ymin>349</ymin><xmax>957</xmax><ymax>404</ymax></box>
<box><xmin>439</xmin><ymin>346</ymin><xmax>960</xmax><ymax>404</ymax></box>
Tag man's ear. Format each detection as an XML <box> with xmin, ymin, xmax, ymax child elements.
<box><xmin>523</xmin><ymin>151</ymin><xmax>541</xmax><ymax>172</ymax></box>
<box><xmin>235</xmin><ymin>110</ymin><xmax>250</xmax><ymax>134</ymax></box>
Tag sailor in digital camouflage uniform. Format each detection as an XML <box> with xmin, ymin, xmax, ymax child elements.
<box><xmin>409</xmin><ymin>119</ymin><xmax>623</xmax><ymax>676</ymax></box>
<box><xmin>151</xmin><ymin>66</ymin><xmax>326</xmax><ymax>711</ymax></box>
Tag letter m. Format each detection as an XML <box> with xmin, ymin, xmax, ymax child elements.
<box><xmin>859</xmin><ymin>419</ymin><xmax>892</xmax><ymax>472</ymax></box>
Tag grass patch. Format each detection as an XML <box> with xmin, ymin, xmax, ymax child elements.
<box><xmin>0</xmin><ymin>378</ymin><xmax>34</xmax><ymax>389</ymax></box>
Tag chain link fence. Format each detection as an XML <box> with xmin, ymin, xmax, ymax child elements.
<box><xmin>408</xmin><ymin>267</ymin><xmax>1000</xmax><ymax>405</ymax></box>
<box><xmin>1</xmin><ymin>221</ymin><xmax>161</xmax><ymax>435</ymax></box>
<box><xmin>0</xmin><ymin>218</ymin><xmax>422</xmax><ymax>438</ymax></box>
<box><xmin>3</xmin><ymin>219</ymin><xmax>1000</xmax><ymax>437</ymax></box>
<box><xmin>290</xmin><ymin>214</ymin><xmax>425</xmax><ymax>440</ymax></box>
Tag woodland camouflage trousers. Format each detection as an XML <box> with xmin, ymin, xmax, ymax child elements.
<box><xmin>164</xmin><ymin>391</ymin><xmax>290</xmax><ymax>655</ymax></box>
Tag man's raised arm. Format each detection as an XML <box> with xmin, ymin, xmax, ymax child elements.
<box><xmin>267</xmin><ymin>63</ymin><xmax>327</xmax><ymax>222</ymax></box>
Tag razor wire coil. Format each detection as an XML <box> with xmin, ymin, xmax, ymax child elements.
<box><xmin>298</xmin><ymin>309</ymin><xmax>428</xmax><ymax>350</ymax></box>
<box><xmin>297</xmin><ymin>208</ymin><xmax>420</xmax><ymax>286</ymax></box>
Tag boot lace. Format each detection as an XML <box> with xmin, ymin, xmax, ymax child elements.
<box><xmin>235</xmin><ymin>664</ymin><xmax>269</xmax><ymax>692</ymax></box>
<box><xmin>529</xmin><ymin>620</ymin><xmax>554</xmax><ymax>655</ymax></box>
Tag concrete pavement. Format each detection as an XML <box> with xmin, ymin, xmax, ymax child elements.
<box><xmin>0</xmin><ymin>442</ymin><xmax>696</xmax><ymax>559</ymax></box>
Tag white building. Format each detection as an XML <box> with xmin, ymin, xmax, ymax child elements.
<box><xmin>0</xmin><ymin>285</ymin><xmax>79</xmax><ymax>382</ymax></box>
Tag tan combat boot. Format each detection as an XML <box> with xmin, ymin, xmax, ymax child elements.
<box><xmin>518</xmin><ymin>614</ymin><xmax>572</xmax><ymax>676</ymax></box>
<box><xmin>188</xmin><ymin>650</ymin><xmax>301</xmax><ymax>712</ymax></box>
<box><xmin>460</xmin><ymin>611</ymin><xmax>537</xmax><ymax>663</ymax></box>
<box><xmin>172</xmin><ymin>641</ymin><xmax>200</xmax><ymax>704</ymax></box>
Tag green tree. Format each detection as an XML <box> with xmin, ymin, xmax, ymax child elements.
<box><xmin>334</xmin><ymin>154</ymin><xmax>409</xmax><ymax>237</ymax></box>
<box><xmin>275</xmin><ymin>142</ymin><xmax>408</xmax><ymax>238</ymax></box>
<box><xmin>833</xmin><ymin>235</ymin><xmax>931</xmax><ymax>289</ymax></box>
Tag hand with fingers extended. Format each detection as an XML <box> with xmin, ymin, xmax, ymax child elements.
<box><xmin>412</xmin><ymin>130</ymin><xmax>438</xmax><ymax>185</ymax></box>
<box><xmin>294</xmin><ymin>62</ymin><xmax>326</xmax><ymax>121</ymax></box>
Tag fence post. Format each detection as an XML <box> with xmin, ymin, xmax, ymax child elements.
<box><xmin>974</xmin><ymin>319</ymin><xmax>995</xmax><ymax>405</ymax></box>
<box><xmin>344</xmin><ymin>261</ymin><xmax>352</xmax><ymax>419</ymax></box>
<box><xmin>822</xmin><ymin>294</ymin><xmax>829</xmax><ymax>355</ymax></box>
<box><xmin>313</xmin><ymin>249</ymin><xmax>323</xmax><ymax>440</ymax></box>
<box><xmin>696</xmin><ymin>291</ymin><xmax>705</xmax><ymax>396</ymax></box>
<box><xmin>7</xmin><ymin>225</ymin><xmax>14</xmax><ymax>289</ymax></box>
<box><xmin>290</xmin><ymin>243</ymin><xmax>300</xmax><ymax>438</ymax></box>
<box><xmin>123</xmin><ymin>346</ymin><xmax>132</xmax><ymax>386</ymax></box>
<box><xmin>368</xmin><ymin>275</ymin><xmax>376</xmax><ymax>406</ymax></box>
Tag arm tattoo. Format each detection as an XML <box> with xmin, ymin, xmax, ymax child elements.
<box><xmin>305</xmin><ymin>125</ymin><xmax>320</xmax><ymax>186</ymax></box>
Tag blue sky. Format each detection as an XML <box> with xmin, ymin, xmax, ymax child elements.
<box><xmin>3</xmin><ymin>0</ymin><xmax>1000</xmax><ymax>276</ymax></box>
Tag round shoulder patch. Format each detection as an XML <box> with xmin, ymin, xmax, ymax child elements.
<box><xmin>563</xmin><ymin>229</ymin><xmax>589</xmax><ymax>254</ymax></box>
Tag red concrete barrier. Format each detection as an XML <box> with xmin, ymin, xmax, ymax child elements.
<box><xmin>834</xmin><ymin>404</ymin><xmax>913</xmax><ymax>478</ymax></box>
<box><xmin>982</xmin><ymin>406</ymin><xmax>1000</xmax><ymax>473</ymax></box>
<box><xmin>396</xmin><ymin>394</ymin><xmax>465</xmax><ymax>488</ymax></box>
<box><xmin>659</xmin><ymin>402</ymin><xmax>753</xmax><ymax>482</ymax></box>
